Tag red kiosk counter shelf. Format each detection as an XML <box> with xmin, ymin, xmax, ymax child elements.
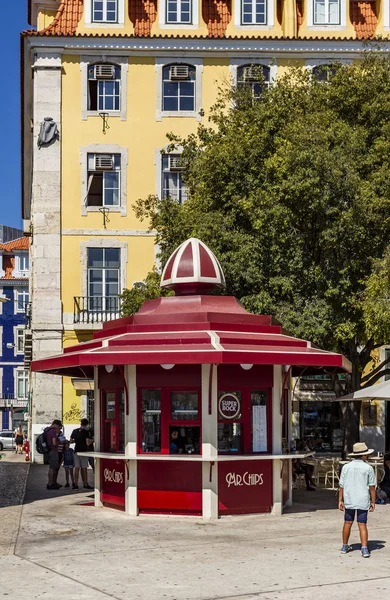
<box><xmin>31</xmin><ymin>238</ymin><xmax>351</xmax><ymax>519</ymax></box>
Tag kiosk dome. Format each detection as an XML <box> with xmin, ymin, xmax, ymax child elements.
<box><xmin>160</xmin><ymin>238</ymin><xmax>226</xmax><ymax>295</ymax></box>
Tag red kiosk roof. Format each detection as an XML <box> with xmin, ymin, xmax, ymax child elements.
<box><xmin>31</xmin><ymin>295</ymin><xmax>351</xmax><ymax>378</ymax></box>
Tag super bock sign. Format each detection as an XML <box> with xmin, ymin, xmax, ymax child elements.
<box><xmin>218</xmin><ymin>393</ymin><xmax>241</xmax><ymax>420</ymax></box>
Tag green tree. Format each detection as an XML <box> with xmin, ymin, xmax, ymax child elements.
<box><xmin>120</xmin><ymin>268</ymin><xmax>173</xmax><ymax>316</ymax></box>
<box><xmin>129</xmin><ymin>51</ymin><xmax>390</xmax><ymax>450</ymax></box>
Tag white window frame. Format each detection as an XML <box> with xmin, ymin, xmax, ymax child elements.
<box><xmin>18</xmin><ymin>254</ymin><xmax>29</xmax><ymax>273</ymax></box>
<box><xmin>156</xmin><ymin>149</ymin><xmax>189</xmax><ymax>204</ymax></box>
<box><xmin>385</xmin><ymin>0</ymin><xmax>390</xmax><ymax>28</ymax></box>
<box><xmin>80</xmin><ymin>144</ymin><xmax>128</xmax><ymax>216</ymax></box>
<box><xmin>15</xmin><ymin>288</ymin><xmax>29</xmax><ymax>314</ymax></box>
<box><xmin>15</xmin><ymin>327</ymin><xmax>25</xmax><ymax>355</ymax></box>
<box><xmin>305</xmin><ymin>58</ymin><xmax>351</xmax><ymax>75</ymax></box>
<box><xmin>87</xmin><ymin>248</ymin><xmax>121</xmax><ymax>312</ymax></box>
<box><xmin>156</xmin><ymin>57</ymin><xmax>203</xmax><ymax>121</ymax></box>
<box><xmin>308</xmin><ymin>0</ymin><xmax>346</xmax><ymax>28</ymax></box>
<box><xmin>80</xmin><ymin>239</ymin><xmax>128</xmax><ymax>299</ymax></box>
<box><xmin>87</xmin><ymin>153</ymin><xmax>121</xmax><ymax>208</ymax></box>
<box><xmin>15</xmin><ymin>368</ymin><xmax>29</xmax><ymax>400</ymax></box>
<box><xmin>81</xmin><ymin>55</ymin><xmax>128</xmax><ymax>120</ymax></box>
<box><xmin>159</xmin><ymin>0</ymin><xmax>199</xmax><ymax>28</ymax></box>
<box><xmin>234</xmin><ymin>0</ymin><xmax>274</xmax><ymax>28</ymax></box>
<box><xmin>85</xmin><ymin>0</ymin><xmax>125</xmax><ymax>27</ymax></box>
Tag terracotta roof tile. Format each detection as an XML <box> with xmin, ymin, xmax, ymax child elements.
<box><xmin>35</xmin><ymin>0</ymin><xmax>83</xmax><ymax>36</ymax></box>
<box><xmin>202</xmin><ymin>0</ymin><xmax>231</xmax><ymax>38</ymax></box>
<box><xmin>129</xmin><ymin>0</ymin><xmax>157</xmax><ymax>36</ymax></box>
<box><xmin>350</xmin><ymin>1</ymin><xmax>377</xmax><ymax>40</ymax></box>
<box><xmin>0</xmin><ymin>237</ymin><xmax>29</xmax><ymax>252</ymax></box>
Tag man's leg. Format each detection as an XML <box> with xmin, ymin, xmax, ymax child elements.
<box><xmin>74</xmin><ymin>467</ymin><xmax>80</xmax><ymax>486</ymax></box>
<box><xmin>81</xmin><ymin>467</ymin><xmax>88</xmax><ymax>486</ymax></box>
<box><xmin>48</xmin><ymin>467</ymin><xmax>55</xmax><ymax>486</ymax></box>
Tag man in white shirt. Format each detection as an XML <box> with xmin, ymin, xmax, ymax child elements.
<box><xmin>339</xmin><ymin>442</ymin><xmax>376</xmax><ymax>558</ymax></box>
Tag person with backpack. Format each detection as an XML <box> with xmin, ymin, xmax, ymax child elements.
<box><xmin>45</xmin><ymin>419</ymin><xmax>63</xmax><ymax>490</ymax></box>
<box><xmin>70</xmin><ymin>418</ymin><xmax>94</xmax><ymax>490</ymax></box>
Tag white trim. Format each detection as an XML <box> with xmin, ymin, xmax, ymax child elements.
<box><xmin>26</xmin><ymin>35</ymin><xmax>390</xmax><ymax>55</ymax></box>
<box><xmin>84</xmin><ymin>0</ymin><xmax>125</xmax><ymax>26</ymax></box>
<box><xmin>385</xmin><ymin>0</ymin><xmax>390</xmax><ymax>29</ymax></box>
<box><xmin>12</xmin><ymin>253</ymin><xmax>30</xmax><ymax>280</ymax></box>
<box><xmin>80</xmin><ymin>55</ymin><xmax>128</xmax><ymax>121</ymax></box>
<box><xmin>62</xmin><ymin>229</ymin><xmax>155</xmax><ymax>236</ymax></box>
<box><xmin>305</xmin><ymin>57</ymin><xmax>351</xmax><ymax>68</ymax></box>
<box><xmin>14</xmin><ymin>288</ymin><xmax>29</xmax><ymax>314</ymax></box>
<box><xmin>14</xmin><ymin>326</ymin><xmax>25</xmax><ymax>356</ymax></box>
<box><xmin>80</xmin><ymin>144</ymin><xmax>128</xmax><ymax>216</ymax></box>
<box><xmin>14</xmin><ymin>367</ymin><xmax>29</xmax><ymax>401</ymax></box>
<box><xmin>201</xmin><ymin>364</ymin><xmax>218</xmax><ymax>520</ymax></box>
<box><xmin>308</xmin><ymin>0</ymin><xmax>346</xmax><ymax>29</ymax></box>
<box><xmin>234</xmin><ymin>0</ymin><xmax>274</xmax><ymax>29</ymax></box>
<box><xmin>155</xmin><ymin>57</ymin><xmax>203</xmax><ymax>121</ymax></box>
<box><xmin>159</xmin><ymin>0</ymin><xmax>200</xmax><ymax>29</ymax></box>
<box><xmin>230</xmin><ymin>57</ymin><xmax>277</xmax><ymax>86</ymax></box>
<box><xmin>80</xmin><ymin>238</ymin><xmax>128</xmax><ymax>298</ymax></box>
<box><xmin>125</xmin><ymin>364</ymin><xmax>138</xmax><ymax>516</ymax></box>
<box><xmin>30</xmin><ymin>0</ymin><xmax>58</xmax><ymax>27</ymax></box>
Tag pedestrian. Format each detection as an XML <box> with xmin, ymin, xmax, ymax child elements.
<box><xmin>14</xmin><ymin>425</ymin><xmax>25</xmax><ymax>454</ymax></box>
<box><xmin>70</xmin><ymin>418</ymin><xmax>94</xmax><ymax>490</ymax></box>
<box><xmin>46</xmin><ymin>419</ymin><xmax>63</xmax><ymax>490</ymax></box>
<box><xmin>62</xmin><ymin>441</ymin><xmax>75</xmax><ymax>488</ymax></box>
<box><xmin>339</xmin><ymin>442</ymin><xmax>376</xmax><ymax>557</ymax></box>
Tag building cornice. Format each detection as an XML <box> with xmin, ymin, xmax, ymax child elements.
<box><xmin>23</xmin><ymin>34</ymin><xmax>390</xmax><ymax>57</ymax></box>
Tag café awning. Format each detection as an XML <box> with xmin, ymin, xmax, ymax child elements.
<box><xmin>337</xmin><ymin>379</ymin><xmax>390</xmax><ymax>402</ymax></box>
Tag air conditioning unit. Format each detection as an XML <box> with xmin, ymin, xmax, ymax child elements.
<box><xmin>95</xmin><ymin>155</ymin><xmax>114</xmax><ymax>171</ymax></box>
<box><xmin>169</xmin><ymin>65</ymin><xmax>189</xmax><ymax>80</ymax></box>
<box><xmin>168</xmin><ymin>155</ymin><xmax>184</xmax><ymax>171</ymax></box>
<box><xmin>95</xmin><ymin>64</ymin><xmax>115</xmax><ymax>79</ymax></box>
<box><xmin>243</xmin><ymin>66</ymin><xmax>262</xmax><ymax>81</ymax></box>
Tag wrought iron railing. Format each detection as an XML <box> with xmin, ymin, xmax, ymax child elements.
<box><xmin>73</xmin><ymin>296</ymin><xmax>121</xmax><ymax>324</ymax></box>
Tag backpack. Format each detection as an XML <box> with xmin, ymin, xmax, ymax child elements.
<box><xmin>36</xmin><ymin>427</ymin><xmax>50</xmax><ymax>455</ymax></box>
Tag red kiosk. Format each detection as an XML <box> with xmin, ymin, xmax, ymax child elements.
<box><xmin>32</xmin><ymin>238</ymin><xmax>351</xmax><ymax>518</ymax></box>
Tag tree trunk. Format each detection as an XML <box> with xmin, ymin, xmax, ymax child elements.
<box><xmin>340</xmin><ymin>361</ymin><xmax>362</xmax><ymax>458</ymax></box>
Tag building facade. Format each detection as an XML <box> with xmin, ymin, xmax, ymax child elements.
<box><xmin>22</xmin><ymin>0</ymin><xmax>390</xmax><ymax>450</ymax></box>
<box><xmin>0</xmin><ymin>236</ymin><xmax>29</xmax><ymax>432</ymax></box>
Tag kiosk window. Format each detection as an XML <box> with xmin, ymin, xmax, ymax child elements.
<box><xmin>218</xmin><ymin>423</ymin><xmax>242</xmax><ymax>453</ymax></box>
<box><xmin>141</xmin><ymin>390</ymin><xmax>161</xmax><ymax>452</ymax></box>
<box><xmin>251</xmin><ymin>390</ymin><xmax>268</xmax><ymax>452</ymax></box>
<box><xmin>171</xmin><ymin>392</ymin><xmax>199</xmax><ymax>420</ymax></box>
<box><xmin>102</xmin><ymin>390</ymin><xmax>124</xmax><ymax>453</ymax></box>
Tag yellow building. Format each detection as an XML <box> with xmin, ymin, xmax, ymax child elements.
<box><xmin>21</xmin><ymin>0</ymin><xmax>389</xmax><ymax>447</ymax></box>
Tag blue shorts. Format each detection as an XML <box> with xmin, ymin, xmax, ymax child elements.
<box><xmin>344</xmin><ymin>508</ymin><xmax>368</xmax><ymax>524</ymax></box>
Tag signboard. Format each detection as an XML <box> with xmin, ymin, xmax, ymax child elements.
<box><xmin>252</xmin><ymin>404</ymin><xmax>267</xmax><ymax>452</ymax></box>
<box><xmin>218</xmin><ymin>460</ymin><xmax>273</xmax><ymax>514</ymax></box>
<box><xmin>101</xmin><ymin>459</ymin><xmax>125</xmax><ymax>510</ymax></box>
<box><xmin>218</xmin><ymin>393</ymin><xmax>241</xmax><ymax>420</ymax></box>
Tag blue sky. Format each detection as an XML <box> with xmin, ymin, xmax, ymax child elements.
<box><xmin>0</xmin><ymin>4</ymin><xmax>30</xmax><ymax>230</ymax></box>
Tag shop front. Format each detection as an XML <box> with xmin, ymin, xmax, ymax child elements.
<box><xmin>31</xmin><ymin>238</ymin><xmax>351</xmax><ymax>519</ymax></box>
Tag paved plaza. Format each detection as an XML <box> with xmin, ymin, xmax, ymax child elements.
<box><xmin>0</xmin><ymin>452</ymin><xmax>389</xmax><ymax>599</ymax></box>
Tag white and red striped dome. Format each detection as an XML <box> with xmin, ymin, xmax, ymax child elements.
<box><xmin>161</xmin><ymin>238</ymin><xmax>226</xmax><ymax>295</ymax></box>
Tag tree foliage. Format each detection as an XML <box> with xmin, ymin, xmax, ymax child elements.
<box><xmin>120</xmin><ymin>268</ymin><xmax>173</xmax><ymax>316</ymax></box>
<box><xmin>127</xmin><ymin>50</ymin><xmax>390</xmax><ymax>445</ymax></box>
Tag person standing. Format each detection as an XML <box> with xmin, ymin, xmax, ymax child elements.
<box><xmin>339</xmin><ymin>442</ymin><xmax>376</xmax><ymax>557</ymax></box>
<box><xmin>70</xmin><ymin>418</ymin><xmax>94</xmax><ymax>490</ymax></box>
<box><xmin>46</xmin><ymin>419</ymin><xmax>63</xmax><ymax>490</ymax></box>
<box><xmin>14</xmin><ymin>426</ymin><xmax>25</xmax><ymax>454</ymax></box>
<box><xmin>62</xmin><ymin>441</ymin><xmax>75</xmax><ymax>488</ymax></box>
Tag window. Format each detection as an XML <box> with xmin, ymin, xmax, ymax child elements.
<box><xmin>92</xmin><ymin>0</ymin><xmax>118</xmax><ymax>22</ymax></box>
<box><xmin>312</xmin><ymin>64</ymin><xmax>337</xmax><ymax>83</ymax></box>
<box><xmin>385</xmin><ymin>349</ymin><xmax>390</xmax><ymax>381</ymax></box>
<box><xmin>241</xmin><ymin>0</ymin><xmax>267</xmax><ymax>24</ymax></box>
<box><xmin>313</xmin><ymin>0</ymin><xmax>340</xmax><ymax>24</ymax></box>
<box><xmin>86</xmin><ymin>153</ymin><xmax>120</xmax><ymax>207</ymax></box>
<box><xmin>87</xmin><ymin>248</ymin><xmax>120</xmax><ymax>313</ymax></box>
<box><xmin>16</xmin><ymin>328</ymin><xmax>24</xmax><ymax>353</ymax></box>
<box><xmin>141</xmin><ymin>390</ymin><xmax>162</xmax><ymax>452</ymax></box>
<box><xmin>102</xmin><ymin>390</ymin><xmax>124</xmax><ymax>452</ymax></box>
<box><xmin>19</xmin><ymin>254</ymin><xmax>29</xmax><ymax>272</ymax></box>
<box><xmin>16</xmin><ymin>369</ymin><xmax>29</xmax><ymax>400</ymax></box>
<box><xmin>237</xmin><ymin>64</ymin><xmax>270</xmax><ymax>100</ymax></box>
<box><xmin>162</xmin><ymin>154</ymin><xmax>188</xmax><ymax>203</ymax></box>
<box><xmin>162</xmin><ymin>64</ymin><xmax>196</xmax><ymax>112</ymax></box>
<box><xmin>166</xmin><ymin>0</ymin><xmax>192</xmax><ymax>23</ymax></box>
<box><xmin>88</xmin><ymin>64</ymin><xmax>120</xmax><ymax>112</ymax></box>
<box><xmin>16</xmin><ymin>289</ymin><xmax>29</xmax><ymax>313</ymax></box>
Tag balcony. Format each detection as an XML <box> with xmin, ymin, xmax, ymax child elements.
<box><xmin>73</xmin><ymin>296</ymin><xmax>121</xmax><ymax>324</ymax></box>
<box><xmin>0</xmin><ymin>396</ymin><xmax>28</xmax><ymax>408</ymax></box>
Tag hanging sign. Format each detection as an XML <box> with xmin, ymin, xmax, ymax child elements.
<box><xmin>218</xmin><ymin>393</ymin><xmax>241</xmax><ymax>420</ymax></box>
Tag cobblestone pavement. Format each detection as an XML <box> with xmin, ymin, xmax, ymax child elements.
<box><xmin>0</xmin><ymin>452</ymin><xmax>30</xmax><ymax>556</ymax></box>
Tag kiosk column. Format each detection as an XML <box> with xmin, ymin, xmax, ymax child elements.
<box><xmin>201</xmin><ymin>364</ymin><xmax>218</xmax><ymax>520</ymax></box>
<box><xmin>272</xmin><ymin>365</ymin><xmax>283</xmax><ymax>516</ymax></box>
<box><xmin>125</xmin><ymin>364</ymin><xmax>138</xmax><ymax>516</ymax></box>
<box><xmin>93</xmin><ymin>366</ymin><xmax>102</xmax><ymax>507</ymax></box>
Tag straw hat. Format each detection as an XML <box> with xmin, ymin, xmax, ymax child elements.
<box><xmin>348</xmin><ymin>442</ymin><xmax>374</xmax><ymax>457</ymax></box>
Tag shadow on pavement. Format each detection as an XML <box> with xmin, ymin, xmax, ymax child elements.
<box><xmin>350</xmin><ymin>540</ymin><xmax>386</xmax><ymax>552</ymax></box>
<box><xmin>23</xmin><ymin>463</ymin><xmax>95</xmax><ymax>506</ymax></box>
<box><xmin>284</xmin><ymin>488</ymin><xmax>339</xmax><ymax>514</ymax></box>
